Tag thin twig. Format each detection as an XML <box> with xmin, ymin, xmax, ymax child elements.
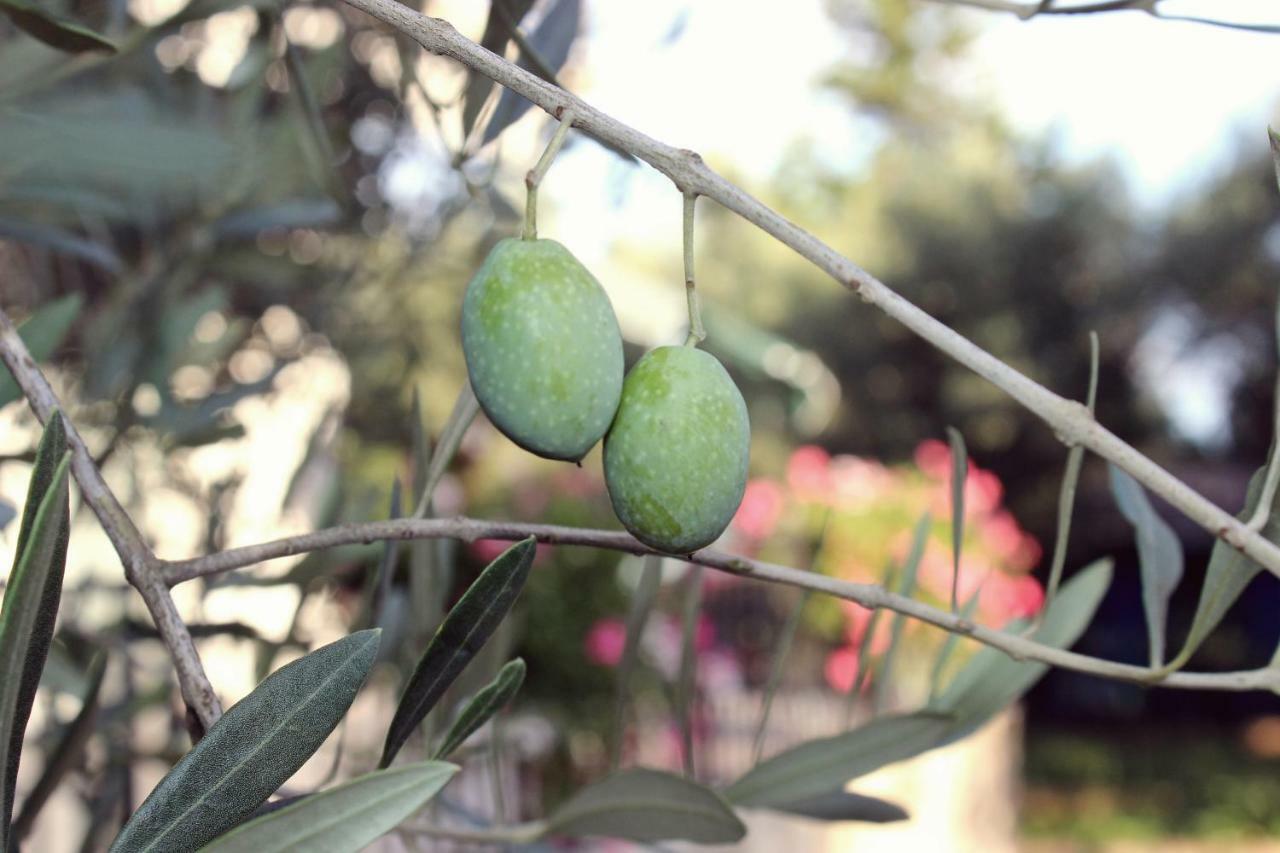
<box><xmin>156</xmin><ymin>516</ymin><xmax>1280</xmax><ymax>692</ymax></box>
<box><xmin>0</xmin><ymin>308</ymin><xmax>223</xmax><ymax>730</ymax></box>
<box><xmin>682</xmin><ymin>191</ymin><xmax>705</xmax><ymax>346</ymax></box>
<box><xmin>522</xmin><ymin>107</ymin><xmax>576</xmax><ymax>240</ymax></box>
<box><xmin>336</xmin><ymin>0</ymin><xmax>1280</xmax><ymax>585</ymax></box>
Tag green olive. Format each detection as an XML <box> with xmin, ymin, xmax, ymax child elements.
<box><xmin>462</xmin><ymin>238</ymin><xmax>624</xmax><ymax>462</ymax></box>
<box><xmin>604</xmin><ymin>345</ymin><xmax>750</xmax><ymax>553</ymax></box>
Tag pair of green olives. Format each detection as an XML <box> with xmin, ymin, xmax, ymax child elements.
<box><xmin>461</xmin><ymin>237</ymin><xmax>749</xmax><ymax>553</ymax></box>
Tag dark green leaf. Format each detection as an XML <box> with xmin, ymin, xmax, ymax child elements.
<box><xmin>461</xmin><ymin>0</ymin><xmax>535</xmax><ymax>139</ymax></box>
<box><xmin>198</xmin><ymin>762</ymin><xmax>457</xmax><ymax>853</ymax></box>
<box><xmin>1167</xmin><ymin>468</ymin><xmax>1280</xmax><ymax>671</ymax></box>
<box><xmin>0</xmin><ymin>435</ymin><xmax>70</xmax><ymax>853</ymax></box>
<box><xmin>434</xmin><ymin>658</ymin><xmax>525</xmax><ymax>760</ymax></box>
<box><xmin>0</xmin><ymin>295</ymin><xmax>82</xmax><ymax>409</ymax></box>
<box><xmin>1109</xmin><ymin>465</ymin><xmax>1184</xmax><ymax>666</ymax></box>
<box><xmin>928</xmin><ymin>558</ymin><xmax>1112</xmax><ymax>738</ymax></box>
<box><xmin>380</xmin><ymin>538</ymin><xmax>535</xmax><ymax>768</ymax></box>
<box><xmin>675</xmin><ymin>564</ymin><xmax>704</xmax><ymax>776</ymax></box>
<box><xmin>13</xmin><ymin>652</ymin><xmax>107</xmax><ymax>841</ymax></box>
<box><xmin>927</xmin><ymin>585</ymin><xmax>983</xmax><ymax>701</ymax></box>
<box><xmin>0</xmin><ymin>0</ymin><xmax>114</xmax><ymax>52</ymax></box>
<box><xmin>946</xmin><ymin>427</ymin><xmax>966</xmax><ymax>612</ymax></box>
<box><xmin>481</xmin><ymin>0</ymin><xmax>581</xmax><ymax>145</ymax></box>
<box><xmin>212</xmin><ymin>199</ymin><xmax>341</xmax><ymax>240</ymax></box>
<box><xmin>725</xmin><ymin>712</ymin><xmax>953</xmax><ymax>808</ymax></box>
<box><xmin>766</xmin><ymin>790</ymin><xmax>909</xmax><ymax>823</ymax></box>
<box><xmin>0</xmin><ymin>217</ymin><xmax>122</xmax><ymax>273</ymax></box>
<box><xmin>543</xmin><ymin>768</ymin><xmax>745</xmax><ymax>844</ymax></box>
<box><xmin>109</xmin><ymin>630</ymin><xmax>381</xmax><ymax>853</ymax></box>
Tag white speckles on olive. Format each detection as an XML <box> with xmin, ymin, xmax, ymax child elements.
<box><xmin>604</xmin><ymin>346</ymin><xmax>750</xmax><ymax>553</ymax></box>
<box><xmin>462</xmin><ymin>238</ymin><xmax>624</xmax><ymax>461</ymax></box>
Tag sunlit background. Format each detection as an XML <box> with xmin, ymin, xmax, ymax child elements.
<box><xmin>3</xmin><ymin>0</ymin><xmax>1280</xmax><ymax>849</ymax></box>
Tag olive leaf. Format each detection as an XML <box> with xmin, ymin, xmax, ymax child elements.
<box><xmin>872</xmin><ymin>513</ymin><xmax>929</xmax><ymax>712</ymax></box>
<box><xmin>0</xmin><ymin>420</ymin><xmax>70</xmax><ymax>853</ymax></box>
<box><xmin>481</xmin><ymin>0</ymin><xmax>581</xmax><ymax>146</ymax></box>
<box><xmin>433</xmin><ymin>658</ymin><xmax>525</xmax><ymax>760</ymax></box>
<box><xmin>725</xmin><ymin>712</ymin><xmax>954</xmax><ymax>808</ymax></box>
<box><xmin>541</xmin><ymin>768</ymin><xmax>746</xmax><ymax>844</ymax></box>
<box><xmin>946</xmin><ymin>427</ymin><xmax>967</xmax><ymax>612</ymax></box>
<box><xmin>380</xmin><ymin>538</ymin><xmax>536</xmax><ymax>768</ymax></box>
<box><xmin>12</xmin><ymin>652</ymin><xmax>107</xmax><ymax>842</ymax></box>
<box><xmin>461</xmin><ymin>0</ymin><xmax>536</xmax><ymax>139</ymax></box>
<box><xmin>1109</xmin><ymin>465</ymin><xmax>1184</xmax><ymax>666</ymax></box>
<box><xmin>0</xmin><ymin>0</ymin><xmax>114</xmax><ymax>52</ymax></box>
<box><xmin>1165</xmin><ymin>467</ymin><xmax>1280</xmax><ymax>672</ymax></box>
<box><xmin>197</xmin><ymin>762</ymin><xmax>457</xmax><ymax>853</ymax></box>
<box><xmin>0</xmin><ymin>295</ymin><xmax>82</xmax><ymax>409</ymax></box>
<box><xmin>766</xmin><ymin>790</ymin><xmax>909</xmax><ymax>823</ymax></box>
<box><xmin>109</xmin><ymin>630</ymin><xmax>381</xmax><ymax>853</ymax></box>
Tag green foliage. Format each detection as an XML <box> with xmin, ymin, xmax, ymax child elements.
<box><xmin>381</xmin><ymin>538</ymin><xmax>535</xmax><ymax>768</ymax></box>
<box><xmin>541</xmin><ymin>768</ymin><xmax>746</xmax><ymax>844</ymax></box>
<box><xmin>110</xmin><ymin>631</ymin><xmax>381</xmax><ymax>853</ymax></box>
<box><xmin>433</xmin><ymin>658</ymin><xmax>526</xmax><ymax>760</ymax></box>
<box><xmin>1108</xmin><ymin>465</ymin><xmax>1185</xmax><ymax>666</ymax></box>
<box><xmin>604</xmin><ymin>346</ymin><xmax>750</xmax><ymax>552</ymax></box>
<box><xmin>462</xmin><ymin>238</ymin><xmax>624</xmax><ymax>462</ymax></box>
<box><xmin>1166</xmin><ymin>469</ymin><xmax>1279</xmax><ymax>671</ymax></box>
<box><xmin>767</xmin><ymin>790</ymin><xmax>908</xmax><ymax>823</ymax></box>
<box><xmin>0</xmin><ymin>418</ymin><xmax>70</xmax><ymax>853</ymax></box>
<box><xmin>0</xmin><ymin>296</ymin><xmax>81</xmax><ymax>409</ymax></box>
<box><xmin>198</xmin><ymin>762</ymin><xmax>457</xmax><ymax>853</ymax></box>
<box><xmin>0</xmin><ymin>0</ymin><xmax>113</xmax><ymax>53</ymax></box>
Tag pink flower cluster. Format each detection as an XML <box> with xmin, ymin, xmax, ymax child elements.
<box><xmin>731</xmin><ymin>441</ymin><xmax>1045</xmax><ymax>694</ymax></box>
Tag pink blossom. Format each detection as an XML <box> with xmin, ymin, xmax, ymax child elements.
<box><xmin>787</xmin><ymin>445</ymin><xmax>832</xmax><ymax>498</ymax></box>
<box><xmin>966</xmin><ymin>468</ymin><xmax>1004</xmax><ymax>515</ymax></box>
<box><xmin>830</xmin><ymin>456</ymin><xmax>896</xmax><ymax>506</ymax></box>
<box><xmin>733</xmin><ymin>479</ymin><xmax>785</xmax><ymax>539</ymax></box>
<box><xmin>584</xmin><ymin>618</ymin><xmax>627</xmax><ymax>667</ymax></box>
<box><xmin>914</xmin><ymin>439</ymin><xmax>953</xmax><ymax>480</ymax></box>
<box><xmin>981</xmin><ymin>573</ymin><xmax>1045</xmax><ymax>623</ymax></box>
<box><xmin>824</xmin><ymin>645</ymin><xmax>861</xmax><ymax>693</ymax></box>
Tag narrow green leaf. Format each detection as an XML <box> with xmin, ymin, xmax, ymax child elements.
<box><xmin>753</xmin><ymin>588</ymin><xmax>809</xmax><ymax>763</ymax></box>
<box><xmin>766</xmin><ymin>790</ymin><xmax>909</xmax><ymax>823</ymax></box>
<box><xmin>609</xmin><ymin>555</ymin><xmax>662</xmax><ymax>770</ymax></box>
<box><xmin>434</xmin><ymin>658</ymin><xmax>525</xmax><ymax>760</ymax></box>
<box><xmin>1044</xmin><ymin>331</ymin><xmax>1099</xmax><ymax>605</ymax></box>
<box><xmin>0</xmin><ymin>218</ymin><xmax>123</xmax><ymax>273</ymax></box>
<box><xmin>481</xmin><ymin>0</ymin><xmax>581</xmax><ymax>146</ymax></box>
<box><xmin>109</xmin><ymin>630</ymin><xmax>381</xmax><ymax>853</ymax></box>
<box><xmin>0</xmin><ymin>0</ymin><xmax>115</xmax><ymax>52</ymax></box>
<box><xmin>726</xmin><ymin>712</ymin><xmax>954</xmax><ymax>807</ymax></box>
<box><xmin>873</xmin><ymin>513</ymin><xmax>930</xmax><ymax>712</ymax></box>
<box><xmin>945</xmin><ymin>428</ymin><xmax>966</xmax><ymax>612</ymax></box>
<box><xmin>380</xmin><ymin>538</ymin><xmax>536</xmax><ymax>768</ymax></box>
<box><xmin>12</xmin><ymin>652</ymin><xmax>107</xmax><ymax>842</ymax></box>
<box><xmin>0</xmin><ymin>440</ymin><xmax>70</xmax><ymax>853</ymax></box>
<box><xmin>928</xmin><ymin>558</ymin><xmax>1112</xmax><ymax>738</ymax></box>
<box><xmin>461</xmin><ymin>0</ymin><xmax>536</xmax><ymax>138</ymax></box>
<box><xmin>845</xmin><ymin>559</ymin><xmax>894</xmax><ymax>724</ymax></box>
<box><xmin>1108</xmin><ymin>465</ymin><xmax>1184</xmax><ymax>666</ymax></box>
<box><xmin>732</xmin><ymin>561</ymin><xmax>1113</xmax><ymax>810</ymax></box>
<box><xmin>358</xmin><ymin>479</ymin><xmax>402</xmax><ymax>633</ymax></box>
<box><xmin>543</xmin><ymin>768</ymin><xmax>745</xmax><ymax>844</ymax></box>
<box><xmin>675</xmin><ymin>565</ymin><xmax>705</xmax><ymax>777</ymax></box>
<box><xmin>1270</xmin><ymin>127</ymin><xmax>1280</xmax><ymax>196</ymax></box>
<box><xmin>1167</xmin><ymin>468</ymin><xmax>1280</xmax><ymax>672</ymax></box>
<box><xmin>927</xmin><ymin>585</ymin><xmax>983</xmax><ymax>701</ymax></box>
<box><xmin>198</xmin><ymin>762</ymin><xmax>457</xmax><ymax>853</ymax></box>
<box><xmin>0</xmin><ymin>295</ymin><xmax>82</xmax><ymax>410</ymax></box>
<box><xmin>413</xmin><ymin>381</ymin><xmax>479</xmax><ymax>517</ymax></box>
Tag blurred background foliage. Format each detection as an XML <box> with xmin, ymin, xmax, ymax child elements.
<box><xmin>2</xmin><ymin>0</ymin><xmax>1280</xmax><ymax>846</ymax></box>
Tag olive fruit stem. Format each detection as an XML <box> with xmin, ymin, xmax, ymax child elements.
<box><xmin>523</xmin><ymin>108</ymin><xmax>577</xmax><ymax>241</ymax></box>
<box><xmin>682</xmin><ymin>191</ymin><xmax>706</xmax><ymax>347</ymax></box>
